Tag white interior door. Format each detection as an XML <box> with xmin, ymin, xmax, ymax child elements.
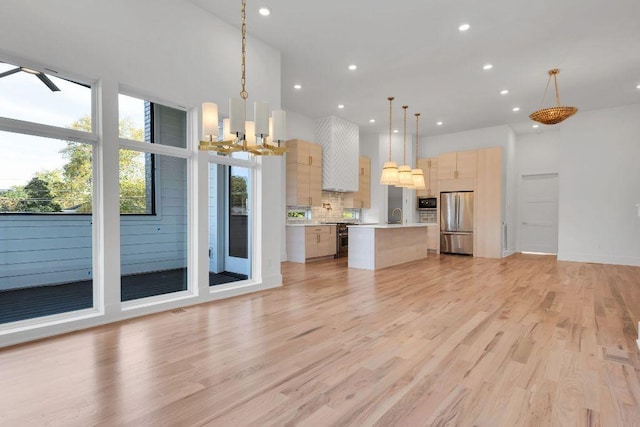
<box><xmin>519</xmin><ymin>173</ymin><xmax>559</xmax><ymax>254</ymax></box>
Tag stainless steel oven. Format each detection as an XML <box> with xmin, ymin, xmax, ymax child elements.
<box><xmin>337</xmin><ymin>223</ymin><xmax>349</xmax><ymax>258</ymax></box>
<box><xmin>417</xmin><ymin>197</ymin><xmax>437</xmax><ymax>210</ymax></box>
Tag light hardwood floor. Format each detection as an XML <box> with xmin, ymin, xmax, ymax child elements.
<box><xmin>1</xmin><ymin>254</ymin><xmax>640</xmax><ymax>426</ymax></box>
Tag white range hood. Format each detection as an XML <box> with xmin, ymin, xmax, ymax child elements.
<box><xmin>314</xmin><ymin>116</ymin><xmax>359</xmax><ymax>192</ymax></box>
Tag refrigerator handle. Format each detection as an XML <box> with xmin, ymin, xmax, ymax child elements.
<box><xmin>455</xmin><ymin>193</ymin><xmax>460</xmax><ymax>231</ymax></box>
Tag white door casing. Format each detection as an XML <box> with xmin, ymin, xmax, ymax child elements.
<box><xmin>519</xmin><ymin>173</ymin><xmax>559</xmax><ymax>254</ymax></box>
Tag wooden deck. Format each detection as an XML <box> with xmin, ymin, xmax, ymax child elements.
<box><xmin>1</xmin><ymin>253</ymin><xmax>639</xmax><ymax>426</ymax></box>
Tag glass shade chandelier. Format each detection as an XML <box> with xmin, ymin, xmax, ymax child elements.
<box><xmin>199</xmin><ymin>0</ymin><xmax>286</xmax><ymax>156</ymax></box>
<box><xmin>529</xmin><ymin>68</ymin><xmax>578</xmax><ymax>125</ymax></box>
<box><xmin>410</xmin><ymin>113</ymin><xmax>426</xmax><ymax>189</ymax></box>
<box><xmin>380</xmin><ymin>97</ymin><xmax>399</xmax><ymax>185</ymax></box>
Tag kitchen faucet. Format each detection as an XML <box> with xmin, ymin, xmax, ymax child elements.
<box><xmin>391</xmin><ymin>208</ymin><xmax>403</xmax><ymax>224</ymax></box>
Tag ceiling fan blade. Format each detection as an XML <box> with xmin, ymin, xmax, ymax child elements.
<box><xmin>0</xmin><ymin>67</ymin><xmax>21</xmax><ymax>79</ymax></box>
<box><xmin>36</xmin><ymin>72</ymin><xmax>60</xmax><ymax>92</ymax></box>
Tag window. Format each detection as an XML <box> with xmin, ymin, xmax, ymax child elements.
<box><xmin>0</xmin><ymin>62</ymin><xmax>92</xmax><ymax>131</ymax></box>
<box><xmin>118</xmin><ymin>95</ymin><xmax>189</xmax><ymax>302</ymax></box>
<box><xmin>0</xmin><ymin>60</ymin><xmax>95</xmax><ymax>324</ymax></box>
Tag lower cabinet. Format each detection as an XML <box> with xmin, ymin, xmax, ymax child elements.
<box><xmin>286</xmin><ymin>225</ymin><xmax>336</xmax><ymax>263</ymax></box>
<box><xmin>427</xmin><ymin>225</ymin><xmax>439</xmax><ymax>252</ymax></box>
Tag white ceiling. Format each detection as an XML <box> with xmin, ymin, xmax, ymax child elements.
<box><xmin>189</xmin><ymin>0</ymin><xmax>640</xmax><ymax>136</ymax></box>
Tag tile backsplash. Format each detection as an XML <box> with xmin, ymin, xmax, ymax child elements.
<box><xmin>419</xmin><ymin>209</ymin><xmax>438</xmax><ymax>223</ymax></box>
<box><xmin>311</xmin><ymin>191</ymin><xmax>347</xmax><ymax>223</ymax></box>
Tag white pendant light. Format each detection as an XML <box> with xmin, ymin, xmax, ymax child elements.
<box><xmin>411</xmin><ymin>113</ymin><xmax>426</xmax><ymax>190</ymax></box>
<box><xmin>397</xmin><ymin>105</ymin><xmax>414</xmax><ymax>187</ymax></box>
<box><xmin>199</xmin><ymin>0</ymin><xmax>286</xmax><ymax>155</ymax></box>
<box><xmin>380</xmin><ymin>97</ymin><xmax>399</xmax><ymax>185</ymax></box>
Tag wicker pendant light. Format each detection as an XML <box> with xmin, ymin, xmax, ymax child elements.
<box><xmin>529</xmin><ymin>69</ymin><xmax>578</xmax><ymax>125</ymax></box>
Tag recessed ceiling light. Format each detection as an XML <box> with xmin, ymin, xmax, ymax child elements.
<box><xmin>393</xmin><ymin>129</ymin><xmax>399</xmax><ymax>133</ymax></box>
<box><xmin>500</xmin><ymin>89</ymin><xmax>509</xmax><ymax>95</ymax></box>
<box><xmin>348</xmin><ymin>64</ymin><xmax>357</xmax><ymax>71</ymax></box>
<box><xmin>436</xmin><ymin>121</ymin><xmax>443</xmax><ymax>126</ymax></box>
<box><xmin>532</xmin><ymin>124</ymin><xmax>539</xmax><ymax>128</ymax></box>
<box><xmin>637</xmin><ymin>84</ymin><xmax>640</xmax><ymax>89</ymax></box>
<box><xmin>258</xmin><ymin>7</ymin><xmax>271</xmax><ymax>16</ymax></box>
<box><xmin>369</xmin><ymin>119</ymin><xmax>375</xmax><ymax>123</ymax></box>
<box><xmin>338</xmin><ymin>104</ymin><xmax>345</xmax><ymax>109</ymax></box>
<box><xmin>458</xmin><ymin>23</ymin><xmax>470</xmax><ymax>32</ymax></box>
<box><xmin>512</xmin><ymin>107</ymin><xmax>520</xmax><ymax>112</ymax></box>
<box><xmin>293</xmin><ymin>84</ymin><xmax>302</xmax><ymax>90</ymax></box>
<box><xmin>483</xmin><ymin>64</ymin><xmax>493</xmax><ymax>70</ymax></box>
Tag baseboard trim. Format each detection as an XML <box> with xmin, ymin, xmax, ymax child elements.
<box><xmin>557</xmin><ymin>252</ymin><xmax>640</xmax><ymax>267</ymax></box>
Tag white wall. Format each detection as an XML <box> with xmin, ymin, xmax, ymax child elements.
<box><xmin>515</xmin><ymin>129</ymin><xmax>561</xmax><ymax>252</ymax></box>
<box><xmin>557</xmin><ymin>103</ymin><xmax>640</xmax><ymax>266</ymax></box>
<box><xmin>285</xmin><ymin>110</ymin><xmax>315</xmax><ymax>142</ymax></box>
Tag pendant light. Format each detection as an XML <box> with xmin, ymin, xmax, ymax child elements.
<box><xmin>199</xmin><ymin>0</ymin><xmax>286</xmax><ymax>155</ymax></box>
<box><xmin>380</xmin><ymin>97</ymin><xmax>399</xmax><ymax>185</ymax></box>
<box><xmin>397</xmin><ymin>105</ymin><xmax>414</xmax><ymax>187</ymax></box>
<box><xmin>529</xmin><ymin>69</ymin><xmax>578</xmax><ymax>125</ymax></box>
<box><xmin>410</xmin><ymin>113</ymin><xmax>426</xmax><ymax>190</ymax></box>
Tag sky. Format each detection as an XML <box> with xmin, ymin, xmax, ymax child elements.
<box><xmin>0</xmin><ymin>62</ymin><xmax>144</xmax><ymax>189</ymax></box>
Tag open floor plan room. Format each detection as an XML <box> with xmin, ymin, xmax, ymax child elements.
<box><xmin>1</xmin><ymin>254</ymin><xmax>639</xmax><ymax>426</ymax></box>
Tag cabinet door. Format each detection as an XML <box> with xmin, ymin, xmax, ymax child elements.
<box><xmin>456</xmin><ymin>150</ymin><xmax>477</xmax><ymax>179</ymax></box>
<box><xmin>309</xmin><ymin>165</ymin><xmax>322</xmax><ymax>206</ymax></box>
<box><xmin>304</xmin><ymin>233</ymin><xmax>318</xmax><ymax>258</ymax></box>
<box><xmin>437</xmin><ymin>152</ymin><xmax>457</xmax><ymax>180</ymax></box>
<box><xmin>308</xmin><ymin>142</ymin><xmax>322</xmax><ymax>168</ymax></box>
<box><xmin>317</xmin><ymin>228</ymin><xmax>336</xmax><ymax>257</ymax></box>
<box><xmin>360</xmin><ymin>157</ymin><xmax>371</xmax><ymax>208</ymax></box>
<box><xmin>427</xmin><ymin>225</ymin><xmax>439</xmax><ymax>250</ymax></box>
<box><xmin>429</xmin><ymin>158</ymin><xmax>439</xmax><ymax>196</ymax></box>
<box><xmin>416</xmin><ymin>158</ymin><xmax>429</xmax><ymax>197</ymax></box>
<box><xmin>296</xmin><ymin>164</ymin><xmax>311</xmax><ymax>206</ymax></box>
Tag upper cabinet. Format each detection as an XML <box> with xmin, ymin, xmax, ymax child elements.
<box><xmin>286</xmin><ymin>139</ymin><xmax>323</xmax><ymax>207</ymax></box>
<box><xmin>437</xmin><ymin>149</ymin><xmax>477</xmax><ymax>192</ymax></box>
<box><xmin>314</xmin><ymin>116</ymin><xmax>359</xmax><ymax>192</ymax></box>
<box><xmin>344</xmin><ymin>156</ymin><xmax>371</xmax><ymax>209</ymax></box>
<box><xmin>416</xmin><ymin>157</ymin><xmax>438</xmax><ymax>197</ymax></box>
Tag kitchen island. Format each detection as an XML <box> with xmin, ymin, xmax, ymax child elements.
<box><xmin>347</xmin><ymin>223</ymin><xmax>429</xmax><ymax>270</ymax></box>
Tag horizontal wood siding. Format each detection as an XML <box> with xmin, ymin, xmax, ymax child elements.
<box><xmin>0</xmin><ymin>155</ymin><xmax>187</xmax><ymax>291</ymax></box>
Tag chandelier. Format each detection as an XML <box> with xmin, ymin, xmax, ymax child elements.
<box><xmin>199</xmin><ymin>0</ymin><xmax>286</xmax><ymax>155</ymax></box>
<box><xmin>529</xmin><ymin>69</ymin><xmax>578</xmax><ymax>125</ymax></box>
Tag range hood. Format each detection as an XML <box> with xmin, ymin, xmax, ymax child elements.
<box><xmin>314</xmin><ymin>116</ymin><xmax>359</xmax><ymax>192</ymax></box>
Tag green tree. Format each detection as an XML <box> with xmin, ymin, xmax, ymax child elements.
<box><xmin>1</xmin><ymin>115</ymin><xmax>148</xmax><ymax>213</ymax></box>
<box><xmin>15</xmin><ymin>177</ymin><xmax>62</xmax><ymax>212</ymax></box>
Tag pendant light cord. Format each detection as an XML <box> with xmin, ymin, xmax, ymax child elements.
<box><xmin>388</xmin><ymin>97</ymin><xmax>394</xmax><ymax>161</ymax></box>
<box><xmin>415</xmin><ymin>113</ymin><xmax>420</xmax><ymax>167</ymax></box>
<box><xmin>540</xmin><ymin>68</ymin><xmax>562</xmax><ymax>108</ymax></box>
<box><xmin>240</xmin><ymin>0</ymin><xmax>248</xmax><ymax>101</ymax></box>
<box><xmin>402</xmin><ymin>106</ymin><xmax>408</xmax><ymax>164</ymax></box>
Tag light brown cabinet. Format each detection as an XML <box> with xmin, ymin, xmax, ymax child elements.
<box><xmin>474</xmin><ymin>147</ymin><xmax>503</xmax><ymax>258</ymax></box>
<box><xmin>427</xmin><ymin>225</ymin><xmax>439</xmax><ymax>251</ymax></box>
<box><xmin>437</xmin><ymin>150</ymin><xmax>477</xmax><ymax>180</ymax></box>
<box><xmin>286</xmin><ymin>225</ymin><xmax>336</xmax><ymax>262</ymax></box>
<box><xmin>286</xmin><ymin>139</ymin><xmax>322</xmax><ymax>206</ymax></box>
<box><xmin>344</xmin><ymin>156</ymin><xmax>371</xmax><ymax>209</ymax></box>
<box><xmin>437</xmin><ymin>149</ymin><xmax>477</xmax><ymax>192</ymax></box>
<box><xmin>416</xmin><ymin>157</ymin><xmax>438</xmax><ymax>197</ymax></box>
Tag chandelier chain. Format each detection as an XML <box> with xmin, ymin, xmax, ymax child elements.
<box><xmin>240</xmin><ymin>0</ymin><xmax>248</xmax><ymax>100</ymax></box>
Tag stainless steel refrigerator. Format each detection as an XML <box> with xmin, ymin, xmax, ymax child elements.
<box><xmin>440</xmin><ymin>191</ymin><xmax>474</xmax><ymax>255</ymax></box>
